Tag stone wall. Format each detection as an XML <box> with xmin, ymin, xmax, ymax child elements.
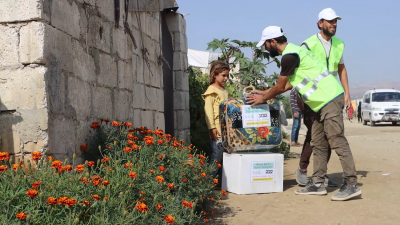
<box><xmin>0</xmin><ymin>0</ymin><xmax>189</xmax><ymax>161</ymax></box>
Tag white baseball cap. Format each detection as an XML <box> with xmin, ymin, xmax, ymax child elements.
<box><xmin>318</xmin><ymin>8</ymin><xmax>342</xmax><ymax>21</ymax></box>
<box><xmin>256</xmin><ymin>26</ymin><xmax>286</xmax><ymax>48</ymax></box>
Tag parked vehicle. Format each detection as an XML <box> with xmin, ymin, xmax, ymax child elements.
<box><xmin>361</xmin><ymin>89</ymin><xmax>400</xmax><ymax>126</ymax></box>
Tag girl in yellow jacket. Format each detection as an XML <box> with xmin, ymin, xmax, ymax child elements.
<box><xmin>201</xmin><ymin>61</ymin><xmax>230</xmax><ymax>178</ymax></box>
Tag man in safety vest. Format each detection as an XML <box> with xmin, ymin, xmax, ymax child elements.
<box><xmin>295</xmin><ymin>8</ymin><xmax>349</xmax><ymax>187</ymax></box>
<box><xmin>246</xmin><ymin>26</ymin><xmax>361</xmax><ymax>201</ymax></box>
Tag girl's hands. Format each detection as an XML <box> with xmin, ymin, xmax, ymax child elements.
<box><xmin>209</xmin><ymin>128</ymin><xmax>220</xmax><ymax>141</ymax></box>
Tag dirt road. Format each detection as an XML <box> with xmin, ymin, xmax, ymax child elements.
<box><xmin>212</xmin><ymin>120</ymin><xmax>400</xmax><ymax>225</ymax></box>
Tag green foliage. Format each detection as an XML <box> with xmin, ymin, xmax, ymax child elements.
<box><xmin>0</xmin><ymin>122</ymin><xmax>224</xmax><ymax>224</ymax></box>
<box><xmin>188</xmin><ymin>67</ymin><xmax>212</xmax><ymax>156</ymax></box>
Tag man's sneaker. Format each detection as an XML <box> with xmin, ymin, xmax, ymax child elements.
<box><xmin>324</xmin><ymin>175</ymin><xmax>339</xmax><ymax>187</ymax></box>
<box><xmin>295</xmin><ymin>168</ymin><xmax>308</xmax><ymax>186</ymax></box>
<box><xmin>295</xmin><ymin>180</ymin><xmax>327</xmax><ymax>195</ymax></box>
<box><xmin>331</xmin><ymin>182</ymin><xmax>362</xmax><ymax>201</ymax></box>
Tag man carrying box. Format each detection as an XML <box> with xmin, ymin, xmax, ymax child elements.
<box><xmin>246</xmin><ymin>26</ymin><xmax>361</xmax><ymax>201</ymax></box>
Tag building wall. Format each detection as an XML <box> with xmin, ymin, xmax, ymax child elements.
<box><xmin>0</xmin><ymin>0</ymin><xmax>189</xmax><ymax>161</ymax></box>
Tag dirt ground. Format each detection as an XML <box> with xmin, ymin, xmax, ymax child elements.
<box><xmin>211</xmin><ymin>120</ymin><xmax>400</xmax><ymax>225</ymax></box>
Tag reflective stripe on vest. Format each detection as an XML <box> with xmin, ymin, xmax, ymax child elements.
<box><xmin>294</xmin><ymin>70</ymin><xmax>330</xmax><ymax>101</ymax></box>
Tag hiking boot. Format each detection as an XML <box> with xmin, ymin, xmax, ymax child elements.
<box><xmin>324</xmin><ymin>175</ymin><xmax>339</xmax><ymax>187</ymax></box>
<box><xmin>295</xmin><ymin>180</ymin><xmax>327</xmax><ymax>195</ymax></box>
<box><xmin>295</xmin><ymin>168</ymin><xmax>308</xmax><ymax>186</ymax></box>
<box><xmin>331</xmin><ymin>182</ymin><xmax>362</xmax><ymax>201</ymax></box>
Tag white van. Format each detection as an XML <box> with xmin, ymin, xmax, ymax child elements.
<box><xmin>361</xmin><ymin>89</ymin><xmax>400</xmax><ymax>126</ymax></box>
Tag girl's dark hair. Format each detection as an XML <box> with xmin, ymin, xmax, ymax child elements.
<box><xmin>209</xmin><ymin>61</ymin><xmax>230</xmax><ymax>84</ymax></box>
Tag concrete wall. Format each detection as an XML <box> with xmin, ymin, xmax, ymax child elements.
<box><xmin>0</xmin><ymin>0</ymin><xmax>189</xmax><ymax>161</ymax></box>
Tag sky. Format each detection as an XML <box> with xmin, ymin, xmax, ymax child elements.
<box><xmin>177</xmin><ymin>0</ymin><xmax>400</xmax><ymax>99</ymax></box>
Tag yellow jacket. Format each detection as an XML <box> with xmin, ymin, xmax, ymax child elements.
<box><xmin>202</xmin><ymin>85</ymin><xmax>228</xmax><ymax>136</ymax></box>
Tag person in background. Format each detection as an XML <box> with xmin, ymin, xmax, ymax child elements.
<box><xmin>202</xmin><ymin>61</ymin><xmax>230</xmax><ymax>186</ymax></box>
<box><xmin>346</xmin><ymin>105</ymin><xmax>354</xmax><ymax>122</ymax></box>
<box><xmin>290</xmin><ymin>89</ymin><xmax>303</xmax><ymax>147</ymax></box>
<box><xmin>357</xmin><ymin>102</ymin><xmax>362</xmax><ymax>123</ymax></box>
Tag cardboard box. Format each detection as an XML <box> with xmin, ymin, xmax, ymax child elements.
<box><xmin>222</xmin><ymin>152</ymin><xmax>284</xmax><ymax>195</ymax></box>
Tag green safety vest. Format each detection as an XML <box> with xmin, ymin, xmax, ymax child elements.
<box><xmin>302</xmin><ymin>35</ymin><xmax>344</xmax><ymax>77</ymax></box>
<box><xmin>282</xmin><ymin>43</ymin><xmax>344</xmax><ymax>112</ymax></box>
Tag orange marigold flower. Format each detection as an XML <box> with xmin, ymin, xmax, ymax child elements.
<box><xmin>132</xmin><ymin>144</ymin><xmax>139</xmax><ymax>150</ymax></box>
<box><xmin>140</xmin><ymin>197</ymin><xmax>146</xmax><ymax>201</ymax></box>
<box><xmin>88</xmin><ymin>161</ymin><xmax>95</xmax><ymax>167</ymax></box>
<box><xmin>168</xmin><ymin>183</ymin><xmax>174</xmax><ymax>189</ymax></box>
<box><xmin>164</xmin><ymin>215</ymin><xmax>175</xmax><ymax>224</ymax></box>
<box><xmin>199</xmin><ymin>155</ymin><xmax>206</xmax><ymax>160</ymax></box>
<box><xmin>156</xmin><ymin>203</ymin><xmax>163</xmax><ymax>210</ymax></box>
<box><xmin>32</xmin><ymin>181</ymin><xmax>42</xmax><ymax>189</ymax></box>
<box><xmin>182</xmin><ymin>200</ymin><xmax>192</xmax><ymax>208</ymax></box>
<box><xmin>16</xmin><ymin>212</ymin><xmax>27</xmax><ymax>220</ymax></box>
<box><xmin>139</xmin><ymin>191</ymin><xmax>145</xmax><ymax>195</ymax></box>
<box><xmin>51</xmin><ymin>160</ymin><xmax>63</xmax><ymax>169</ymax></box>
<box><xmin>47</xmin><ymin>156</ymin><xmax>54</xmax><ymax>161</ymax></box>
<box><xmin>200</xmin><ymin>160</ymin><xmax>204</xmax><ymax>165</ymax></box>
<box><xmin>172</xmin><ymin>141</ymin><xmax>180</xmax><ymax>147</ymax></box>
<box><xmin>106</xmin><ymin>145</ymin><xmax>111</xmax><ymax>149</ymax></box>
<box><xmin>32</xmin><ymin>151</ymin><xmax>42</xmax><ymax>161</ymax></box>
<box><xmin>13</xmin><ymin>164</ymin><xmax>19</xmax><ymax>171</ymax></box>
<box><xmin>158</xmin><ymin>155</ymin><xmax>163</xmax><ymax>160</ymax></box>
<box><xmin>46</xmin><ymin>197</ymin><xmax>57</xmax><ymax>205</ymax></box>
<box><xmin>125</xmin><ymin>163</ymin><xmax>133</xmax><ymax>168</ymax></box>
<box><xmin>65</xmin><ymin>198</ymin><xmax>77</xmax><ymax>207</ymax></box>
<box><xmin>202</xmin><ymin>211</ymin><xmax>206</xmax><ymax>216</ymax></box>
<box><xmin>81</xmin><ymin>200</ymin><xmax>90</xmax><ymax>207</ymax></box>
<box><xmin>27</xmin><ymin>189</ymin><xmax>38</xmax><ymax>198</ymax></box>
<box><xmin>210</xmin><ymin>210</ymin><xmax>214</xmax><ymax>215</ymax></box>
<box><xmin>129</xmin><ymin>171</ymin><xmax>137</xmax><ymax>179</ymax></box>
<box><xmin>93</xmin><ymin>179</ymin><xmax>101</xmax><ymax>186</ymax></box>
<box><xmin>0</xmin><ymin>152</ymin><xmax>10</xmax><ymax>161</ymax></box>
<box><xmin>127</xmin><ymin>140</ymin><xmax>134</xmax><ymax>145</ymax></box>
<box><xmin>0</xmin><ymin>165</ymin><xmax>8</xmax><ymax>172</ymax></box>
<box><xmin>102</xmin><ymin>157</ymin><xmax>110</xmax><ymax>163</ymax></box>
<box><xmin>104</xmin><ymin>119</ymin><xmax>110</xmax><ymax>123</ymax></box>
<box><xmin>58</xmin><ymin>196</ymin><xmax>68</xmax><ymax>205</ymax></box>
<box><xmin>157</xmin><ymin>140</ymin><xmax>164</xmax><ymax>145</ymax></box>
<box><xmin>127</xmin><ymin>134</ymin><xmax>134</xmax><ymax>139</ymax></box>
<box><xmin>91</xmin><ymin>195</ymin><xmax>101</xmax><ymax>200</ymax></box>
<box><xmin>217</xmin><ymin>163</ymin><xmax>222</xmax><ymax>168</ymax></box>
<box><xmin>123</xmin><ymin>147</ymin><xmax>132</xmax><ymax>153</ymax></box>
<box><xmin>188</xmin><ymin>154</ymin><xmax>193</xmax><ymax>159</ymax></box>
<box><xmin>201</xmin><ymin>173</ymin><xmax>206</xmax><ymax>178</ymax></box>
<box><xmin>213</xmin><ymin>179</ymin><xmax>218</xmax><ymax>184</ymax></box>
<box><xmin>204</xmin><ymin>218</ymin><xmax>209</xmax><ymax>222</ymax></box>
<box><xmin>156</xmin><ymin>176</ymin><xmax>164</xmax><ymax>183</ymax></box>
<box><xmin>221</xmin><ymin>190</ymin><xmax>227</xmax><ymax>196</ymax></box>
<box><xmin>159</xmin><ymin>166</ymin><xmax>166</xmax><ymax>172</ymax></box>
<box><xmin>80</xmin><ymin>145</ymin><xmax>88</xmax><ymax>151</ymax></box>
<box><xmin>126</xmin><ymin>122</ymin><xmax>133</xmax><ymax>127</ymax></box>
<box><xmin>112</xmin><ymin>121</ymin><xmax>119</xmax><ymax>126</ymax></box>
<box><xmin>149</xmin><ymin>169</ymin><xmax>154</xmax><ymax>174</ymax></box>
<box><xmin>182</xmin><ymin>178</ymin><xmax>188</xmax><ymax>183</ymax></box>
<box><xmin>209</xmin><ymin>197</ymin><xmax>214</xmax><ymax>201</ymax></box>
<box><xmin>145</xmin><ymin>140</ymin><xmax>154</xmax><ymax>145</ymax></box>
<box><xmin>136</xmin><ymin>202</ymin><xmax>149</xmax><ymax>212</ymax></box>
<box><xmin>102</xmin><ymin>180</ymin><xmax>110</xmax><ymax>186</ymax></box>
<box><xmin>76</xmin><ymin>165</ymin><xmax>85</xmax><ymax>173</ymax></box>
<box><xmin>143</xmin><ymin>136</ymin><xmax>154</xmax><ymax>141</ymax></box>
<box><xmin>154</xmin><ymin>129</ymin><xmax>164</xmax><ymax>136</ymax></box>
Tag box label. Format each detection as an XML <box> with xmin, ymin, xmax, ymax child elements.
<box><xmin>250</xmin><ymin>161</ymin><xmax>275</xmax><ymax>183</ymax></box>
<box><xmin>241</xmin><ymin>104</ymin><xmax>271</xmax><ymax>128</ymax></box>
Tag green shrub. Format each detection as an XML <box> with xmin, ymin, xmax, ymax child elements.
<box><xmin>0</xmin><ymin>121</ymin><xmax>224</xmax><ymax>224</ymax></box>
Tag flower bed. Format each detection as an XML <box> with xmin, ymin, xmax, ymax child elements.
<box><xmin>0</xmin><ymin>120</ymin><xmax>224</xmax><ymax>224</ymax></box>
